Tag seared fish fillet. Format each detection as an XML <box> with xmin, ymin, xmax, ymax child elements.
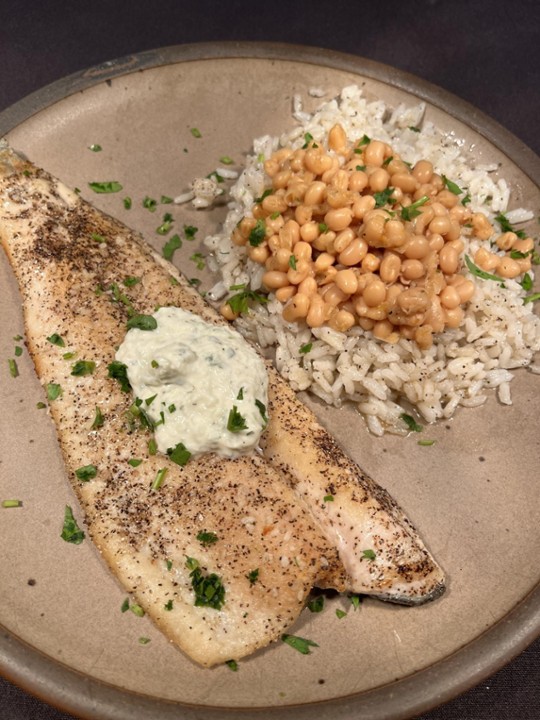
<box><xmin>0</xmin><ymin>143</ymin><xmax>444</xmax><ymax>663</ymax></box>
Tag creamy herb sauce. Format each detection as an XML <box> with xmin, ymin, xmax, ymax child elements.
<box><xmin>116</xmin><ymin>307</ymin><xmax>268</xmax><ymax>458</ymax></box>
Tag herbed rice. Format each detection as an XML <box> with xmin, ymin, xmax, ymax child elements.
<box><xmin>202</xmin><ymin>85</ymin><xmax>540</xmax><ymax>436</ymax></box>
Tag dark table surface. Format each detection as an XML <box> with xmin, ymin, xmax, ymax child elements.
<box><xmin>0</xmin><ymin>1</ymin><xmax>539</xmax><ymax>719</ymax></box>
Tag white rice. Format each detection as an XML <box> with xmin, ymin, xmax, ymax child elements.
<box><xmin>203</xmin><ymin>85</ymin><xmax>540</xmax><ymax>435</ymax></box>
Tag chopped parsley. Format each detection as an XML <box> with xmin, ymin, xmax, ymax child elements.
<box><xmin>126</xmin><ymin>314</ymin><xmax>158</xmax><ymax>331</ymax></box>
<box><xmin>107</xmin><ymin>361</ymin><xmax>131</xmax><ymax>392</ymax></box>
<box><xmin>323</xmin><ymin>494</ymin><xmax>334</xmax><ymax>503</ymax></box>
<box><xmin>47</xmin><ymin>333</ymin><xmax>65</xmax><ymax>347</ymax></box>
<box><xmin>494</xmin><ymin>212</ymin><xmax>527</xmax><ymax>239</ymax></box>
<box><xmin>318</xmin><ymin>222</ymin><xmax>329</xmax><ymax>233</ymax></box>
<box><xmin>138</xmin><ymin>637</ymin><xmax>151</xmax><ymax>645</ymax></box>
<box><xmin>162</xmin><ymin>233</ymin><xmax>182</xmax><ymax>261</ymax></box>
<box><xmin>246</xmin><ymin>568</ymin><xmax>259</xmax><ymax>585</ymax></box>
<box><xmin>130</xmin><ymin>604</ymin><xmax>145</xmax><ymax>617</ymax></box>
<box><xmin>289</xmin><ymin>254</ymin><xmax>297</xmax><ymax>270</ymax></box>
<box><xmin>400</xmin><ymin>195</ymin><xmax>429</xmax><ymax>221</ymax></box>
<box><xmin>91</xmin><ymin>406</ymin><xmax>104</xmax><ymax>429</ymax></box>
<box><xmin>523</xmin><ymin>292</ymin><xmax>540</xmax><ymax>305</ymax></box>
<box><xmin>190</xmin><ymin>127</ymin><xmax>202</xmax><ymax>138</ymax></box>
<box><xmin>142</xmin><ymin>196</ymin><xmax>158</xmax><ymax>212</ymax></box>
<box><xmin>167</xmin><ymin>442</ymin><xmax>192</xmax><ymax>467</ymax></box>
<box><xmin>225</xmin><ymin>659</ymin><xmax>238</xmax><ymax>671</ymax></box>
<box><xmin>123</xmin><ymin>197</ymin><xmax>132</xmax><ymax>210</ymax></box>
<box><xmin>299</xmin><ymin>342</ymin><xmax>313</xmax><ymax>354</ymax></box>
<box><xmin>14</xmin><ymin>346</ymin><xmax>23</xmax><ymax>357</ymax></box>
<box><xmin>46</xmin><ymin>383</ymin><xmax>62</xmax><ymax>401</ymax></box>
<box><xmin>128</xmin><ymin>458</ymin><xmax>142</xmax><ymax>467</ymax></box>
<box><xmin>349</xmin><ymin>594</ymin><xmax>362</xmax><ymax>610</ymax></box>
<box><xmin>307</xmin><ymin>595</ymin><xmax>325</xmax><ymax>613</ymax></box>
<box><xmin>184</xmin><ymin>224</ymin><xmax>198</xmax><ymax>240</ymax></box>
<box><xmin>281</xmin><ymin>634</ymin><xmax>318</xmax><ymax>655</ymax></box>
<box><xmin>362</xmin><ymin>549</ymin><xmax>376</xmax><ymax>561</ymax></box>
<box><xmin>71</xmin><ymin>360</ymin><xmax>96</xmax><ymax>376</ymax></box>
<box><xmin>151</xmin><ymin>468</ymin><xmax>168</xmax><ymax>491</ymax></box>
<box><xmin>248</xmin><ymin>219</ymin><xmax>266</xmax><ymax>247</ymax></box>
<box><xmin>120</xmin><ymin>598</ymin><xmax>130</xmax><ymax>613</ymax></box>
<box><xmin>302</xmin><ymin>132</ymin><xmax>315</xmax><ymax>149</ymax></box>
<box><xmin>156</xmin><ymin>213</ymin><xmax>174</xmax><ymax>235</ymax></box>
<box><xmin>75</xmin><ymin>464</ymin><xmax>97</xmax><ymax>481</ymax></box>
<box><xmin>382</xmin><ymin>155</ymin><xmax>394</xmax><ymax>167</ymax></box>
<box><xmin>373</xmin><ymin>187</ymin><xmax>395</xmax><ymax>208</ymax></box>
<box><xmin>91</xmin><ymin>232</ymin><xmax>106</xmax><ymax>243</ymax></box>
<box><xmin>88</xmin><ymin>181</ymin><xmax>122</xmax><ymax>194</ymax></box>
<box><xmin>36</xmin><ymin>402</ymin><xmax>46</xmax><ymax>410</ymax></box>
<box><xmin>418</xmin><ymin>439</ymin><xmax>436</xmax><ymax>447</ymax></box>
<box><xmin>63</xmin><ymin>352</ymin><xmax>76</xmax><ymax>360</ymax></box>
<box><xmin>227</xmin><ymin>405</ymin><xmax>248</xmax><ymax>433</ymax></box>
<box><xmin>60</xmin><ymin>505</ymin><xmax>85</xmax><ymax>544</ymax></box>
<box><xmin>161</xmin><ymin>195</ymin><xmax>174</xmax><ymax>204</ymax></box>
<box><xmin>226</xmin><ymin>289</ymin><xmax>268</xmax><ymax>315</ymax></box>
<box><xmin>464</xmin><ymin>255</ymin><xmax>505</xmax><ymax>283</ymax></box>
<box><xmin>255</xmin><ymin>399</ymin><xmax>268</xmax><ymax>426</ymax></box>
<box><xmin>2</xmin><ymin>499</ymin><xmax>22</xmax><ymax>508</ymax></box>
<box><xmin>441</xmin><ymin>175</ymin><xmax>463</xmax><ymax>195</ymax></box>
<box><xmin>88</xmin><ymin>144</ymin><xmax>102</xmax><ymax>152</ymax></box>
<box><xmin>408</xmin><ymin>126</ymin><xmax>421</xmax><ymax>133</ymax></box>
<box><xmin>123</xmin><ymin>276</ymin><xmax>140</xmax><ymax>288</ymax></box>
<box><xmin>190</xmin><ymin>252</ymin><xmax>206</xmax><ymax>270</ymax></box>
<box><xmin>148</xmin><ymin>438</ymin><xmax>158</xmax><ymax>455</ymax></box>
<box><xmin>520</xmin><ymin>273</ymin><xmax>533</xmax><ymax>292</ymax></box>
<box><xmin>400</xmin><ymin>413</ymin><xmax>423</xmax><ymax>433</ymax></box>
<box><xmin>335</xmin><ymin>609</ymin><xmax>347</xmax><ymax>619</ymax></box>
<box><xmin>164</xmin><ymin>599</ymin><xmax>174</xmax><ymax>611</ymax></box>
<box><xmin>237</xmin><ymin>387</ymin><xmax>244</xmax><ymax>400</ymax></box>
<box><xmin>8</xmin><ymin>358</ymin><xmax>18</xmax><ymax>378</ymax></box>
<box><xmin>219</xmin><ymin>156</ymin><xmax>234</xmax><ymax>165</ymax></box>
<box><xmin>197</xmin><ymin>531</ymin><xmax>219</xmax><ymax>545</ymax></box>
<box><xmin>186</xmin><ymin>558</ymin><xmax>225</xmax><ymax>610</ymax></box>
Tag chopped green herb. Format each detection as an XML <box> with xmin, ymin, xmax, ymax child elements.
<box><xmin>237</xmin><ymin>387</ymin><xmax>244</xmax><ymax>400</ymax></box>
<box><xmin>123</xmin><ymin>276</ymin><xmax>140</xmax><ymax>287</ymax></box>
<box><xmin>184</xmin><ymin>224</ymin><xmax>198</xmax><ymax>240</ymax></box>
<box><xmin>129</xmin><ymin>458</ymin><xmax>143</xmax><ymax>467</ymax></box>
<box><xmin>355</xmin><ymin>165</ymin><xmax>366</xmax><ymax>171</ymax></box>
<box><xmin>156</xmin><ymin>213</ymin><xmax>174</xmax><ymax>235</ymax></box>
<box><xmin>227</xmin><ymin>405</ymin><xmax>248</xmax><ymax>433</ymax></box>
<box><xmin>91</xmin><ymin>406</ymin><xmax>104</xmax><ymax>430</ymax></box>
<box><xmin>362</xmin><ymin>549</ymin><xmax>376</xmax><ymax>561</ymax></box>
<box><xmin>349</xmin><ymin>594</ymin><xmax>362</xmax><ymax>610</ymax></box>
<box><xmin>255</xmin><ymin>399</ymin><xmax>268</xmax><ymax>426</ymax></box>
<box><xmin>164</xmin><ymin>599</ymin><xmax>174</xmax><ymax>611</ymax></box>
<box><xmin>302</xmin><ymin>132</ymin><xmax>315</xmax><ymax>149</ymax></box>
<box><xmin>160</xmin><ymin>195</ymin><xmax>173</xmax><ymax>204</ymax></box>
<box><xmin>47</xmin><ymin>333</ymin><xmax>66</xmax><ymax>347</ymax></box>
<box><xmin>188</xmin><ymin>278</ymin><xmax>201</xmax><ymax>287</ymax></box>
<box><xmin>520</xmin><ymin>273</ymin><xmax>533</xmax><ymax>291</ymax></box>
<box><xmin>88</xmin><ymin>181</ymin><xmax>122</xmax><ymax>194</ymax></box>
<box><xmin>288</xmin><ymin>254</ymin><xmax>297</xmax><ymax>270</ymax></box>
<box><xmin>400</xmin><ymin>413</ymin><xmax>423</xmax><ymax>433</ymax></box>
<box><xmin>190</xmin><ymin>127</ymin><xmax>202</xmax><ymax>138</ymax></box>
<box><xmin>318</xmin><ymin>223</ymin><xmax>329</xmax><ymax>233</ymax></box>
<box><xmin>461</xmin><ymin>194</ymin><xmax>471</xmax><ymax>206</ymax></box>
<box><xmin>400</xmin><ymin>195</ymin><xmax>429</xmax><ymax>221</ymax></box>
<box><xmin>382</xmin><ymin>155</ymin><xmax>394</xmax><ymax>167</ymax></box>
<box><xmin>151</xmin><ymin>359</ymin><xmax>159</xmax><ymax>368</ymax></box>
<box><xmin>168</xmin><ymin>403</ymin><xmax>176</xmax><ymax>413</ymax></box>
<box><xmin>219</xmin><ymin>156</ymin><xmax>234</xmax><ymax>165</ymax></box>
<box><xmin>89</xmin><ymin>144</ymin><xmax>102</xmax><ymax>152</ymax></box>
<box><xmin>270</xmin><ymin>211</ymin><xmax>280</xmax><ymax>220</ymax></box>
<box><xmin>14</xmin><ymin>345</ymin><xmax>23</xmax><ymax>357</ymax></box>
<box><xmin>464</xmin><ymin>255</ymin><xmax>505</xmax><ymax>283</ymax></box>
<box><xmin>71</xmin><ymin>360</ymin><xmax>96</xmax><ymax>376</ymax></box>
<box><xmin>123</xmin><ymin>197</ymin><xmax>132</xmax><ymax>210</ymax></box>
<box><xmin>373</xmin><ymin>187</ymin><xmax>395</xmax><ymax>208</ymax></box>
<box><xmin>441</xmin><ymin>175</ymin><xmax>463</xmax><ymax>195</ymax></box>
<box><xmin>13</xmin><ymin>334</ymin><xmax>23</xmax><ymax>341</ymax></box>
<box><xmin>152</xmin><ymin>468</ymin><xmax>168</xmax><ymax>491</ymax></box>
<box><xmin>130</xmin><ymin>604</ymin><xmax>145</xmax><ymax>617</ymax></box>
<box><xmin>8</xmin><ymin>358</ymin><xmax>18</xmax><ymax>377</ymax></box>
<box><xmin>418</xmin><ymin>439</ymin><xmax>436</xmax><ymax>447</ymax></box>
<box><xmin>138</xmin><ymin>637</ymin><xmax>151</xmax><ymax>645</ymax></box>
<box><xmin>144</xmin><ymin>394</ymin><xmax>157</xmax><ymax>406</ymax></box>
<box><xmin>190</xmin><ymin>252</ymin><xmax>206</xmax><ymax>270</ymax></box>
<box><xmin>408</xmin><ymin>126</ymin><xmax>421</xmax><ymax>133</ymax></box>
<box><xmin>523</xmin><ymin>292</ymin><xmax>540</xmax><ymax>305</ymax></box>
<box><xmin>46</xmin><ymin>383</ymin><xmax>62</xmax><ymax>401</ymax></box>
<box><xmin>207</xmin><ymin>170</ymin><xmax>225</xmax><ymax>183</ymax></box>
<box><xmin>166</xmin><ymin>559</ymin><xmax>173</xmax><ymax>571</ymax></box>
<box><xmin>143</xmin><ymin>196</ymin><xmax>158</xmax><ymax>212</ymax></box>
<box><xmin>60</xmin><ymin>505</ymin><xmax>85</xmax><ymax>544</ymax></box>
<box><xmin>127</xmin><ymin>314</ymin><xmax>158</xmax><ymax>331</ymax></box>
<box><xmin>197</xmin><ymin>531</ymin><xmax>219</xmax><ymax>545</ymax></box>
<box><xmin>281</xmin><ymin>634</ymin><xmax>318</xmax><ymax>655</ymax></box>
<box><xmin>300</xmin><ymin>342</ymin><xmax>313</xmax><ymax>354</ymax></box>
<box><xmin>307</xmin><ymin>595</ymin><xmax>325</xmax><ymax>613</ymax></box>
<box><xmin>36</xmin><ymin>402</ymin><xmax>46</xmax><ymax>409</ymax></box>
<box><xmin>227</xmin><ymin>289</ymin><xmax>268</xmax><ymax>315</ymax></box>
<box><xmin>323</xmin><ymin>494</ymin><xmax>334</xmax><ymax>503</ymax></box>
<box><xmin>357</xmin><ymin>134</ymin><xmax>371</xmax><ymax>148</ymax></box>
<box><xmin>335</xmin><ymin>608</ymin><xmax>347</xmax><ymax>619</ymax></box>
<box><xmin>91</xmin><ymin>232</ymin><xmax>106</xmax><ymax>243</ymax></box>
<box><xmin>246</xmin><ymin>568</ymin><xmax>259</xmax><ymax>585</ymax></box>
<box><xmin>63</xmin><ymin>352</ymin><xmax>76</xmax><ymax>360</ymax></box>
<box><xmin>120</xmin><ymin>598</ymin><xmax>130</xmax><ymax>613</ymax></box>
<box><xmin>187</xmin><ymin>559</ymin><xmax>225</xmax><ymax>610</ymax></box>
<box><xmin>225</xmin><ymin>659</ymin><xmax>238</xmax><ymax>671</ymax></box>
<box><xmin>248</xmin><ymin>218</ymin><xmax>266</xmax><ymax>247</ymax></box>
<box><xmin>107</xmin><ymin>361</ymin><xmax>131</xmax><ymax>392</ymax></box>
<box><xmin>185</xmin><ymin>556</ymin><xmax>199</xmax><ymax>572</ymax></box>
<box><xmin>167</xmin><ymin>442</ymin><xmax>192</xmax><ymax>467</ymax></box>
<box><xmin>2</xmin><ymin>499</ymin><xmax>22</xmax><ymax>508</ymax></box>
<box><xmin>494</xmin><ymin>212</ymin><xmax>527</xmax><ymax>238</ymax></box>
<box><xmin>148</xmin><ymin>438</ymin><xmax>158</xmax><ymax>455</ymax></box>
<box><xmin>75</xmin><ymin>464</ymin><xmax>97</xmax><ymax>481</ymax></box>
<box><xmin>162</xmin><ymin>233</ymin><xmax>182</xmax><ymax>261</ymax></box>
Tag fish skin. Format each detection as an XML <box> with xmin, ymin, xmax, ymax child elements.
<box><xmin>0</xmin><ymin>143</ymin><xmax>444</xmax><ymax>660</ymax></box>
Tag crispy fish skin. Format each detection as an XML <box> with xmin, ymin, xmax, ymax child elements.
<box><xmin>0</xmin><ymin>144</ymin><xmax>343</xmax><ymax>666</ymax></box>
<box><xmin>0</xmin><ymin>143</ymin><xmax>444</xmax><ymax>658</ymax></box>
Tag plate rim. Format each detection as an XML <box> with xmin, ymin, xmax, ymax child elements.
<box><xmin>1</xmin><ymin>40</ymin><xmax>539</xmax><ymax>720</ymax></box>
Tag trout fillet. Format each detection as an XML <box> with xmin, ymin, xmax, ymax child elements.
<box><xmin>0</xmin><ymin>142</ymin><xmax>444</xmax><ymax>665</ymax></box>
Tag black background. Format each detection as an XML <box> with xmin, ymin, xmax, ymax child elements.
<box><xmin>0</xmin><ymin>1</ymin><xmax>539</xmax><ymax>719</ymax></box>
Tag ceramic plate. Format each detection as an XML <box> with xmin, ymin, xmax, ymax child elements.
<box><xmin>1</xmin><ymin>43</ymin><xmax>539</xmax><ymax>720</ymax></box>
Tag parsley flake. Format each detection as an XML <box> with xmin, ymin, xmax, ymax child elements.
<box><xmin>197</xmin><ymin>531</ymin><xmax>219</xmax><ymax>545</ymax></box>
<box><xmin>107</xmin><ymin>361</ymin><xmax>131</xmax><ymax>392</ymax></box>
<box><xmin>441</xmin><ymin>175</ymin><xmax>463</xmax><ymax>195</ymax></box>
<box><xmin>8</xmin><ymin>358</ymin><xmax>18</xmax><ymax>378</ymax></box>
<box><xmin>336</xmin><ymin>609</ymin><xmax>347</xmax><ymax>619</ymax></box>
<box><xmin>248</xmin><ymin>219</ymin><xmax>266</xmax><ymax>247</ymax></box>
<box><xmin>88</xmin><ymin>181</ymin><xmax>122</xmax><ymax>194</ymax></box>
<box><xmin>167</xmin><ymin>442</ymin><xmax>192</xmax><ymax>467</ymax></box>
<box><xmin>300</xmin><ymin>342</ymin><xmax>313</xmax><ymax>354</ymax></box>
<box><xmin>190</xmin><ymin>127</ymin><xmax>202</xmax><ymax>138</ymax></box>
<box><xmin>71</xmin><ymin>360</ymin><xmax>96</xmax><ymax>377</ymax></box>
<box><xmin>225</xmin><ymin>659</ymin><xmax>238</xmax><ymax>671</ymax></box>
<box><xmin>2</xmin><ymin>499</ymin><xmax>22</xmax><ymax>508</ymax></box>
<box><xmin>46</xmin><ymin>383</ymin><xmax>62</xmax><ymax>401</ymax></box>
<box><xmin>47</xmin><ymin>333</ymin><xmax>65</xmax><ymax>347</ymax></box>
<box><xmin>227</xmin><ymin>405</ymin><xmax>248</xmax><ymax>433</ymax></box>
<box><xmin>400</xmin><ymin>413</ymin><xmax>423</xmax><ymax>433</ymax></box>
<box><xmin>281</xmin><ymin>634</ymin><xmax>318</xmax><ymax>655</ymax></box>
<box><xmin>91</xmin><ymin>406</ymin><xmax>104</xmax><ymax>430</ymax></box>
<box><xmin>362</xmin><ymin>549</ymin><xmax>376</xmax><ymax>561</ymax></box>
<box><xmin>151</xmin><ymin>468</ymin><xmax>168</xmax><ymax>491</ymax></box>
<box><xmin>75</xmin><ymin>464</ymin><xmax>97</xmax><ymax>481</ymax></box>
<box><xmin>127</xmin><ymin>314</ymin><xmax>158</xmax><ymax>331</ymax></box>
<box><xmin>60</xmin><ymin>506</ymin><xmax>85</xmax><ymax>544</ymax></box>
<box><xmin>162</xmin><ymin>233</ymin><xmax>182</xmax><ymax>261</ymax></box>
<box><xmin>246</xmin><ymin>568</ymin><xmax>259</xmax><ymax>585</ymax></box>
<box><xmin>307</xmin><ymin>595</ymin><xmax>325</xmax><ymax>613</ymax></box>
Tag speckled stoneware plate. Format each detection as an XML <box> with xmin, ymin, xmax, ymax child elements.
<box><xmin>1</xmin><ymin>42</ymin><xmax>539</xmax><ymax>720</ymax></box>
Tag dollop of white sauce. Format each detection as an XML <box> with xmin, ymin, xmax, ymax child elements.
<box><xmin>115</xmin><ymin>307</ymin><xmax>268</xmax><ymax>458</ymax></box>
